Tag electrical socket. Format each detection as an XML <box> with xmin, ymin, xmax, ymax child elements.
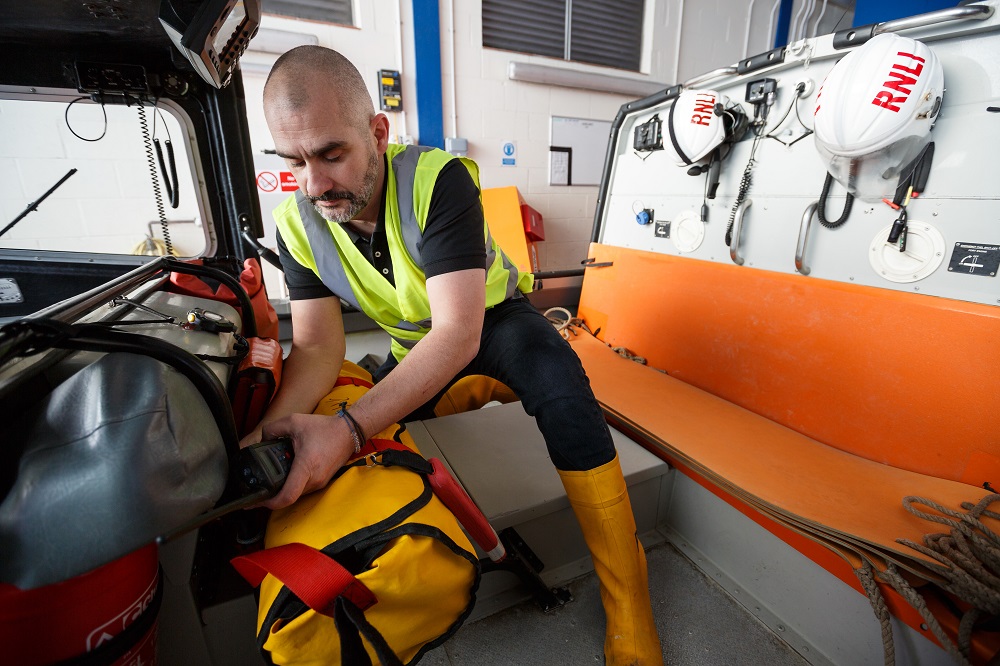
<box><xmin>745</xmin><ymin>78</ymin><xmax>777</xmax><ymax>105</ymax></box>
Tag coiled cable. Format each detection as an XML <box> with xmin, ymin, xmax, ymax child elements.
<box><xmin>152</xmin><ymin>104</ymin><xmax>179</xmax><ymax>209</ymax></box>
<box><xmin>726</xmin><ymin>131</ymin><xmax>762</xmax><ymax>246</ymax></box>
<box><xmin>816</xmin><ymin>172</ymin><xmax>854</xmax><ymax>229</ymax></box>
<box><xmin>64</xmin><ymin>96</ymin><xmax>107</xmax><ymax>142</ymax></box>
<box><xmin>138</xmin><ymin>103</ymin><xmax>174</xmax><ymax>256</ymax></box>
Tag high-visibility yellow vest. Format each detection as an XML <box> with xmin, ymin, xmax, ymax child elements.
<box><xmin>274</xmin><ymin>144</ymin><xmax>533</xmax><ymax>361</ymax></box>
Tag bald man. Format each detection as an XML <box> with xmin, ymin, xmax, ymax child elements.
<box><xmin>246</xmin><ymin>45</ymin><xmax>662</xmax><ymax>664</ymax></box>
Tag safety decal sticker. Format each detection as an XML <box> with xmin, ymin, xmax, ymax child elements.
<box><xmin>947</xmin><ymin>242</ymin><xmax>1000</xmax><ymax>277</ymax></box>
<box><xmin>280</xmin><ymin>172</ymin><xmax>298</xmax><ymax>191</ymax></box>
<box><xmin>0</xmin><ymin>278</ymin><xmax>24</xmax><ymax>304</ymax></box>
<box><xmin>256</xmin><ymin>172</ymin><xmax>278</xmax><ymax>192</ymax></box>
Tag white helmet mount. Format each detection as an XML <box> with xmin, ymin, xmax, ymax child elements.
<box><xmin>665</xmin><ymin>89</ymin><xmax>749</xmax><ymax>167</ymax></box>
<box><xmin>813</xmin><ymin>33</ymin><xmax>944</xmax><ymax>203</ymax></box>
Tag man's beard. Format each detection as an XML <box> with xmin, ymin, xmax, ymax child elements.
<box><xmin>309</xmin><ymin>148</ymin><xmax>380</xmax><ymax>223</ymax></box>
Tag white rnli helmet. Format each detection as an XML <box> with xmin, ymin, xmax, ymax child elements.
<box><xmin>665</xmin><ymin>89</ymin><xmax>732</xmax><ymax>166</ymax></box>
<box><xmin>813</xmin><ymin>33</ymin><xmax>944</xmax><ymax>202</ymax></box>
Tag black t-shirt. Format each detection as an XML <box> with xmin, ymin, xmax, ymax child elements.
<box><xmin>277</xmin><ymin>156</ymin><xmax>487</xmax><ymax>300</ymax></box>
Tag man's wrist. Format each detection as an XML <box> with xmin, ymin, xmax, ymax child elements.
<box><xmin>337</xmin><ymin>407</ymin><xmax>366</xmax><ymax>454</ymax></box>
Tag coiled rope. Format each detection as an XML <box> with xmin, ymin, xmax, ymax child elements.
<box><xmin>543</xmin><ymin>307</ymin><xmax>575</xmax><ymax>339</ymax></box>
<box><xmin>855</xmin><ymin>494</ymin><xmax>1000</xmax><ymax>665</ymax></box>
<box><xmin>542</xmin><ymin>308</ymin><xmax>649</xmax><ymax>366</ymax></box>
<box><xmin>854</xmin><ymin>561</ymin><xmax>895</xmax><ymax>666</ymax></box>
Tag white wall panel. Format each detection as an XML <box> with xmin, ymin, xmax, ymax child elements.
<box><xmin>598</xmin><ymin>19</ymin><xmax>1000</xmax><ymax>307</ymax></box>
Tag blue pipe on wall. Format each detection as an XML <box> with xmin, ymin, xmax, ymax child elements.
<box><xmin>854</xmin><ymin>0</ymin><xmax>957</xmax><ymax>27</ymax></box>
<box><xmin>773</xmin><ymin>0</ymin><xmax>795</xmax><ymax>48</ymax></box>
<box><xmin>412</xmin><ymin>0</ymin><xmax>444</xmax><ymax>149</ymax></box>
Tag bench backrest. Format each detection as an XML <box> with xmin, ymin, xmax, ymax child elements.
<box><xmin>578</xmin><ymin>243</ymin><xmax>1000</xmax><ymax>487</ymax></box>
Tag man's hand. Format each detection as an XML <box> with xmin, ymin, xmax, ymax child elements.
<box><xmin>239</xmin><ymin>427</ymin><xmax>264</xmax><ymax>450</ymax></box>
<box><xmin>259</xmin><ymin>413</ymin><xmax>355</xmax><ymax>510</ymax></box>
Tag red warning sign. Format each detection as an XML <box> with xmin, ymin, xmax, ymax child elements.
<box><xmin>256</xmin><ymin>171</ymin><xmax>278</xmax><ymax>192</ymax></box>
<box><xmin>280</xmin><ymin>172</ymin><xmax>298</xmax><ymax>192</ymax></box>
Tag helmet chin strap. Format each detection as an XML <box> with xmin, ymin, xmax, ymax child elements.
<box><xmin>666</xmin><ymin>94</ymin><xmax>693</xmax><ymax>165</ymax></box>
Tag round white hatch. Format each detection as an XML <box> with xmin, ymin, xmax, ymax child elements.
<box><xmin>672</xmin><ymin>210</ymin><xmax>705</xmax><ymax>253</ymax></box>
<box><xmin>868</xmin><ymin>220</ymin><xmax>945</xmax><ymax>283</ymax></box>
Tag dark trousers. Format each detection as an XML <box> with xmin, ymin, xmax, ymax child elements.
<box><xmin>374</xmin><ymin>297</ymin><xmax>616</xmax><ymax>472</ymax></box>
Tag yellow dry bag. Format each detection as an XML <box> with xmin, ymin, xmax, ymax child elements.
<box><xmin>232</xmin><ymin>362</ymin><xmax>479</xmax><ymax>665</ymax></box>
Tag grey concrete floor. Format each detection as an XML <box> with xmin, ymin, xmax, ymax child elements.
<box><xmin>421</xmin><ymin>540</ymin><xmax>810</xmax><ymax>665</ymax></box>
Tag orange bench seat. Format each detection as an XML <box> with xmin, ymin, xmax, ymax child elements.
<box><xmin>569</xmin><ymin>243</ymin><xmax>1000</xmax><ymax>661</ymax></box>
<box><xmin>570</xmin><ymin>332</ymin><xmax>992</xmax><ymax>573</ymax></box>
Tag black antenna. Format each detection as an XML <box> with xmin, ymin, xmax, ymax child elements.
<box><xmin>0</xmin><ymin>169</ymin><xmax>78</xmax><ymax>239</ymax></box>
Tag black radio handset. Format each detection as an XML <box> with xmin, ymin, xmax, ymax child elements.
<box><xmin>154</xmin><ymin>138</ymin><xmax>179</xmax><ymax>208</ymax></box>
<box><xmin>236</xmin><ymin>438</ymin><xmax>294</xmax><ymax>496</ymax></box>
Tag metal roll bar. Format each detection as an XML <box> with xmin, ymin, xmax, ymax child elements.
<box><xmin>23</xmin><ymin>258</ymin><xmax>168</xmax><ymax>326</ymax></box>
<box><xmin>836</xmin><ymin>4</ymin><xmax>994</xmax><ymax>48</ymax></box>
<box><xmin>15</xmin><ymin>256</ymin><xmax>257</xmax><ymax>338</ymax></box>
<box><xmin>683</xmin><ymin>66</ymin><xmax>738</xmax><ymax>89</ymax></box>
<box><xmin>875</xmin><ymin>4</ymin><xmax>994</xmax><ymax>35</ymax></box>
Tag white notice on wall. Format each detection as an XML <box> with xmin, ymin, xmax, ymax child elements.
<box><xmin>501</xmin><ymin>141</ymin><xmax>517</xmax><ymax>167</ymax></box>
<box><xmin>549</xmin><ymin>148</ymin><xmax>570</xmax><ymax>186</ymax></box>
<box><xmin>550</xmin><ymin>116</ymin><xmax>611</xmax><ymax>185</ymax></box>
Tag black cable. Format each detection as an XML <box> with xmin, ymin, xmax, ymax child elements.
<box><xmin>726</xmin><ymin>129</ymin><xmax>763</xmax><ymax>245</ymax></box>
<box><xmin>64</xmin><ymin>96</ymin><xmax>108</xmax><ymax>142</ymax></box>
<box><xmin>164</xmin><ymin>139</ymin><xmax>178</xmax><ymax>209</ymax></box>
<box><xmin>152</xmin><ymin>104</ymin><xmax>180</xmax><ymax>209</ymax></box>
<box><xmin>138</xmin><ymin>102</ymin><xmax>175</xmax><ymax>256</ymax></box>
<box><xmin>701</xmin><ymin>156</ymin><xmax>712</xmax><ymax>221</ymax></box>
<box><xmin>765</xmin><ymin>87</ymin><xmax>814</xmax><ymax>148</ymax></box>
<box><xmin>667</xmin><ymin>97</ymin><xmax>692</xmax><ymax>165</ymax></box>
<box><xmin>154</xmin><ymin>139</ymin><xmax>180</xmax><ymax>209</ymax></box>
<box><xmin>764</xmin><ymin>93</ymin><xmax>797</xmax><ymax>138</ymax></box>
<box><xmin>794</xmin><ymin>93</ymin><xmax>814</xmax><ymax>132</ymax></box>
<box><xmin>816</xmin><ymin>172</ymin><xmax>854</xmax><ymax>229</ymax></box>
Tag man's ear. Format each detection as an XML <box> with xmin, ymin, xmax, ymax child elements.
<box><xmin>371</xmin><ymin>113</ymin><xmax>390</xmax><ymax>153</ymax></box>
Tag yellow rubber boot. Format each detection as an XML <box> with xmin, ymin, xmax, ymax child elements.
<box><xmin>559</xmin><ymin>455</ymin><xmax>663</xmax><ymax>665</ymax></box>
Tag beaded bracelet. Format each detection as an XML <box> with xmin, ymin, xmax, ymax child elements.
<box><xmin>338</xmin><ymin>407</ymin><xmax>366</xmax><ymax>454</ymax></box>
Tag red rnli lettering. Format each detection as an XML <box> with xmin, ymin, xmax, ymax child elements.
<box><xmin>872</xmin><ymin>50</ymin><xmax>927</xmax><ymax>113</ymax></box>
<box><xmin>873</xmin><ymin>90</ymin><xmax>905</xmax><ymax>112</ymax></box>
<box><xmin>691</xmin><ymin>94</ymin><xmax>716</xmax><ymax>126</ymax></box>
<box><xmin>884</xmin><ymin>70</ymin><xmax>917</xmax><ymax>96</ymax></box>
<box><xmin>895</xmin><ymin>51</ymin><xmax>926</xmax><ymax>64</ymax></box>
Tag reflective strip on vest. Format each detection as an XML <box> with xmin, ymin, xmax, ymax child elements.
<box><xmin>486</xmin><ymin>226</ymin><xmax>521</xmax><ymax>301</ymax></box>
<box><xmin>296</xmin><ymin>192</ymin><xmax>422</xmax><ymax>336</ymax></box>
<box><xmin>297</xmin><ymin>191</ymin><xmax>362</xmax><ymax>311</ymax></box>
<box><xmin>390</xmin><ymin>145</ymin><xmax>431</xmax><ymax>267</ymax></box>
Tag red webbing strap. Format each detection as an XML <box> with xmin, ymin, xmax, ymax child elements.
<box><xmin>334</xmin><ymin>376</ymin><xmax>375</xmax><ymax>389</ymax></box>
<box><xmin>344</xmin><ymin>440</ymin><xmax>505</xmax><ymax>560</ymax></box>
<box><xmin>231</xmin><ymin>542</ymin><xmax>377</xmax><ymax>617</ymax></box>
<box><xmin>350</xmin><ymin>437</ymin><xmax>414</xmax><ymax>461</ymax></box>
<box><xmin>427</xmin><ymin>457</ymin><xmax>506</xmax><ymax>562</ymax></box>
